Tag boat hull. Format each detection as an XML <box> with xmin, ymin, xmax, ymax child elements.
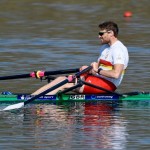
<box><xmin>0</xmin><ymin>92</ymin><xmax>149</xmax><ymax>103</ymax></box>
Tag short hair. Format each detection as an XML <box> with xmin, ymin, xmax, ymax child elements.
<box><xmin>98</xmin><ymin>21</ymin><xmax>119</xmax><ymax>37</ymax></box>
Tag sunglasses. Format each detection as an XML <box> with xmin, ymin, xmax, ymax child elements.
<box><xmin>98</xmin><ymin>31</ymin><xmax>111</xmax><ymax>36</ymax></box>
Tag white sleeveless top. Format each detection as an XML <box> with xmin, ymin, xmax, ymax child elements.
<box><xmin>97</xmin><ymin>40</ymin><xmax>129</xmax><ymax>87</ymax></box>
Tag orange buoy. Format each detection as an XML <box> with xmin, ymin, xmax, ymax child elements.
<box><xmin>124</xmin><ymin>11</ymin><xmax>132</xmax><ymax>17</ymax></box>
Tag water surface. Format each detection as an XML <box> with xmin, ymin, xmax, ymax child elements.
<box><xmin>0</xmin><ymin>1</ymin><xmax>149</xmax><ymax>150</ymax></box>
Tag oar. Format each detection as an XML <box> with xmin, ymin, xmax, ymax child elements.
<box><xmin>82</xmin><ymin>80</ymin><xmax>122</xmax><ymax>96</ymax></box>
<box><xmin>2</xmin><ymin>66</ymin><xmax>92</xmax><ymax>111</ymax></box>
<box><xmin>0</xmin><ymin>68</ymin><xmax>79</xmax><ymax>80</ymax></box>
<box><xmin>81</xmin><ymin>80</ymin><xmax>133</xmax><ymax>97</ymax></box>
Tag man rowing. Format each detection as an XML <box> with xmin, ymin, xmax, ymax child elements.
<box><xmin>32</xmin><ymin>21</ymin><xmax>129</xmax><ymax>95</ymax></box>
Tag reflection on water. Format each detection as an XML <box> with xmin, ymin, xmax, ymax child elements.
<box><xmin>0</xmin><ymin>100</ymin><xmax>150</xmax><ymax>149</ymax></box>
<box><xmin>0</xmin><ymin>0</ymin><xmax>149</xmax><ymax>150</ymax></box>
<box><xmin>0</xmin><ymin>102</ymin><xmax>128</xmax><ymax>149</ymax></box>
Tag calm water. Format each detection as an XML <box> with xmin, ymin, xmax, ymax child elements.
<box><xmin>0</xmin><ymin>0</ymin><xmax>150</xmax><ymax>149</ymax></box>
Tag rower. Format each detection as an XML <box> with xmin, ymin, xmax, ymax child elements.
<box><xmin>32</xmin><ymin>21</ymin><xmax>129</xmax><ymax>95</ymax></box>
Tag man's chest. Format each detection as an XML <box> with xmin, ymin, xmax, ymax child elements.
<box><xmin>100</xmin><ymin>49</ymin><xmax>112</xmax><ymax>62</ymax></box>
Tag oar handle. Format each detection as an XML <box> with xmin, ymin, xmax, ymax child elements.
<box><xmin>75</xmin><ymin>66</ymin><xmax>92</xmax><ymax>77</ymax></box>
<box><xmin>67</xmin><ymin>66</ymin><xmax>92</xmax><ymax>82</ymax></box>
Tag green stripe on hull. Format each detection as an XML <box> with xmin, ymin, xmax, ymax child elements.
<box><xmin>120</xmin><ymin>93</ymin><xmax>150</xmax><ymax>101</ymax></box>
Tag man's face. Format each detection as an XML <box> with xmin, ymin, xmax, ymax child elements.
<box><xmin>98</xmin><ymin>29</ymin><xmax>112</xmax><ymax>44</ymax></box>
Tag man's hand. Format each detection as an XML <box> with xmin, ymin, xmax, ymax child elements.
<box><xmin>79</xmin><ymin>65</ymin><xmax>89</xmax><ymax>71</ymax></box>
<box><xmin>91</xmin><ymin>62</ymin><xmax>98</xmax><ymax>75</ymax></box>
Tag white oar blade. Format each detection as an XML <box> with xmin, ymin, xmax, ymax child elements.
<box><xmin>2</xmin><ymin>102</ymin><xmax>24</xmax><ymax>111</ymax></box>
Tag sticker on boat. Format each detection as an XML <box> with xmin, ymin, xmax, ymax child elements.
<box><xmin>70</xmin><ymin>95</ymin><xmax>85</xmax><ymax>100</ymax></box>
<box><xmin>17</xmin><ymin>95</ymin><xmax>57</xmax><ymax>100</ymax></box>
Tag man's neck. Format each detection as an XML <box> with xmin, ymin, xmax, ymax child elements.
<box><xmin>109</xmin><ymin>37</ymin><xmax>118</xmax><ymax>46</ymax></box>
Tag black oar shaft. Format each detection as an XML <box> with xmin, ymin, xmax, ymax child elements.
<box><xmin>44</xmin><ymin>68</ymin><xmax>79</xmax><ymax>76</ymax></box>
<box><xmin>82</xmin><ymin>80</ymin><xmax>122</xmax><ymax>96</ymax></box>
<box><xmin>60</xmin><ymin>83</ymin><xmax>83</xmax><ymax>94</ymax></box>
<box><xmin>0</xmin><ymin>74</ymin><xmax>31</xmax><ymax>80</ymax></box>
<box><xmin>0</xmin><ymin>68</ymin><xmax>79</xmax><ymax>80</ymax></box>
<box><xmin>25</xmin><ymin>79</ymin><xmax>69</xmax><ymax>105</ymax></box>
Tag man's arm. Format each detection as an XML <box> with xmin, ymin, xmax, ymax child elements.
<box><xmin>91</xmin><ymin>62</ymin><xmax>124</xmax><ymax>79</ymax></box>
<box><xmin>98</xmin><ymin>64</ymin><xmax>124</xmax><ymax>79</ymax></box>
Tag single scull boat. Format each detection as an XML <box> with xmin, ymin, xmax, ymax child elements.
<box><xmin>0</xmin><ymin>91</ymin><xmax>149</xmax><ymax>103</ymax></box>
<box><xmin>0</xmin><ymin>67</ymin><xmax>149</xmax><ymax>111</ymax></box>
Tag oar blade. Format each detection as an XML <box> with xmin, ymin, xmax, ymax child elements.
<box><xmin>2</xmin><ymin>102</ymin><xmax>24</xmax><ymax>111</ymax></box>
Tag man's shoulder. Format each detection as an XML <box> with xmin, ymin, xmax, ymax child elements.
<box><xmin>114</xmin><ymin>40</ymin><xmax>127</xmax><ymax>48</ymax></box>
<box><xmin>112</xmin><ymin>41</ymin><xmax>128</xmax><ymax>51</ymax></box>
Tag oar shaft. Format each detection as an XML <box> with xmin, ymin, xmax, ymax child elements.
<box><xmin>0</xmin><ymin>74</ymin><xmax>31</xmax><ymax>80</ymax></box>
<box><xmin>44</xmin><ymin>68</ymin><xmax>79</xmax><ymax>76</ymax></box>
<box><xmin>25</xmin><ymin>79</ymin><xmax>69</xmax><ymax>105</ymax></box>
<box><xmin>82</xmin><ymin>80</ymin><xmax>122</xmax><ymax>96</ymax></box>
<box><xmin>0</xmin><ymin>68</ymin><xmax>79</xmax><ymax>80</ymax></box>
